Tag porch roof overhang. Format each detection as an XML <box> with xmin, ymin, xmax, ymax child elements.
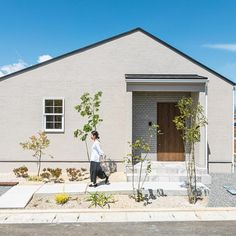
<box><xmin>125</xmin><ymin>74</ymin><xmax>208</xmax><ymax>92</ymax></box>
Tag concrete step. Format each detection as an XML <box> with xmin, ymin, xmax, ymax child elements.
<box><xmin>85</xmin><ymin>181</ymin><xmax>209</xmax><ymax>196</ymax></box>
<box><xmin>126</xmin><ymin>162</ymin><xmax>208</xmax><ymax>175</ymax></box>
<box><xmin>126</xmin><ymin>173</ymin><xmax>211</xmax><ymax>185</ymax></box>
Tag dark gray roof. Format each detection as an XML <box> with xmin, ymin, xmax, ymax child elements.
<box><xmin>0</xmin><ymin>27</ymin><xmax>235</xmax><ymax>86</ymax></box>
<box><xmin>125</xmin><ymin>74</ymin><xmax>208</xmax><ymax>80</ymax></box>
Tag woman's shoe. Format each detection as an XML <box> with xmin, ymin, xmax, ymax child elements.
<box><xmin>105</xmin><ymin>176</ymin><xmax>109</xmax><ymax>184</ymax></box>
<box><xmin>89</xmin><ymin>183</ymin><xmax>98</xmax><ymax>187</ymax></box>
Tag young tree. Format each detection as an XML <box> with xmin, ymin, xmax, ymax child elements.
<box><xmin>20</xmin><ymin>131</ymin><xmax>50</xmax><ymax>176</ymax></box>
<box><xmin>124</xmin><ymin>124</ymin><xmax>161</xmax><ymax>202</ymax></box>
<box><xmin>74</xmin><ymin>91</ymin><xmax>103</xmax><ymax>161</ymax></box>
<box><xmin>173</xmin><ymin>97</ymin><xmax>207</xmax><ymax>204</ymax></box>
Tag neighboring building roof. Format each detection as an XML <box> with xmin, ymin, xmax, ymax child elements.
<box><xmin>0</xmin><ymin>28</ymin><xmax>235</xmax><ymax>86</ymax></box>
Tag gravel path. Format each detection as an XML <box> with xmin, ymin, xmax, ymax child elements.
<box><xmin>208</xmin><ymin>173</ymin><xmax>236</xmax><ymax>207</ymax></box>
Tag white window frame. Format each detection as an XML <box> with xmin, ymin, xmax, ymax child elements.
<box><xmin>42</xmin><ymin>97</ymin><xmax>65</xmax><ymax>133</ymax></box>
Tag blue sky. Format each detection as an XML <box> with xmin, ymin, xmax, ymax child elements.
<box><xmin>0</xmin><ymin>0</ymin><xmax>236</xmax><ymax>82</ymax></box>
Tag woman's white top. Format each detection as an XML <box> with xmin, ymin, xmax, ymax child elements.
<box><xmin>91</xmin><ymin>139</ymin><xmax>104</xmax><ymax>162</ymax></box>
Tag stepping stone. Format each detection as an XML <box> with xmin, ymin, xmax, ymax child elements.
<box><xmin>35</xmin><ymin>183</ymin><xmax>87</xmax><ymax>195</ymax></box>
<box><xmin>0</xmin><ymin>185</ymin><xmax>42</xmax><ymax>209</ymax></box>
<box><xmin>223</xmin><ymin>185</ymin><xmax>236</xmax><ymax>195</ymax></box>
<box><xmin>227</xmin><ymin>189</ymin><xmax>236</xmax><ymax>195</ymax></box>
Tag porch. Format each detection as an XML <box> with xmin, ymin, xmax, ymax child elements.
<box><xmin>125</xmin><ymin>74</ymin><xmax>210</xmax><ymax>183</ymax></box>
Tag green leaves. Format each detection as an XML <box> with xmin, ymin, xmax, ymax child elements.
<box><xmin>20</xmin><ymin>131</ymin><xmax>50</xmax><ymax>176</ymax></box>
<box><xmin>74</xmin><ymin>91</ymin><xmax>103</xmax><ymax>142</ymax></box>
<box><xmin>173</xmin><ymin>97</ymin><xmax>207</xmax><ymax>144</ymax></box>
<box><xmin>86</xmin><ymin>192</ymin><xmax>115</xmax><ymax>208</ymax></box>
<box><xmin>173</xmin><ymin>97</ymin><xmax>207</xmax><ymax>204</ymax></box>
<box><xmin>20</xmin><ymin>131</ymin><xmax>50</xmax><ymax>155</ymax></box>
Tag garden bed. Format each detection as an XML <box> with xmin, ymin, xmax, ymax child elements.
<box><xmin>26</xmin><ymin>194</ymin><xmax>208</xmax><ymax>209</ymax></box>
<box><xmin>0</xmin><ymin>171</ymin><xmax>126</xmax><ymax>185</ymax></box>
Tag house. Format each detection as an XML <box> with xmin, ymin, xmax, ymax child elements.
<box><xmin>0</xmin><ymin>28</ymin><xmax>235</xmax><ymax>174</ymax></box>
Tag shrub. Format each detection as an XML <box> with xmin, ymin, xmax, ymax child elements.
<box><xmin>55</xmin><ymin>193</ymin><xmax>70</xmax><ymax>205</ymax></box>
<box><xmin>47</xmin><ymin>168</ymin><xmax>62</xmax><ymax>179</ymax></box>
<box><xmin>66</xmin><ymin>168</ymin><xmax>88</xmax><ymax>181</ymax></box>
<box><xmin>40</xmin><ymin>168</ymin><xmax>51</xmax><ymax>180</ymax></box>
<box><xmin>66</xmin><ymin>168</ymin><xmax>81</xmax><ymax>181</ymax></box>
<box><xmin>86</xmin><ymin>192</ymin><xmax>115</xmax><ymax>208</ymax></box>
<box><xmin>27</xmin><ymin>175</ymin><xmax>42</xmax><ymax>182</ymax></box>
<box><xmin>40</xmin><ymin>168</ymin><xmax>63</xmax><ymax>183</ymax></box>
<box><xmin>13</xmin><ymin>166</ymin><xmax>29</xmax><ymax>178</ymax></box>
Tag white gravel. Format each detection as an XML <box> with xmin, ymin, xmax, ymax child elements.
<box><xmin>26</xmin><ymin>194</ymin><xmax>208</xmax><ymax>209</ymax></box>
<box><xmin>208</xmin><ymin>173</ymin><xmax>236</xmax><ymax>207</ymax></box>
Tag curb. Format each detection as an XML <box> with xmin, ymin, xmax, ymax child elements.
<box><xmin>1</xmin><ymin>207</ymin><xmax>236</xmax><ymax>224</ymax></box>
<box><xmin>1</xmin><ymin>207</ymin><xmax>236</xmax><ymax>214</ymax></box>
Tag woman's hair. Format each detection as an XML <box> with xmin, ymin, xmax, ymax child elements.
<box><xmin>91</xmin><ymin>130</ymin><xmax>100</xmax><ymax>139</ymax></box>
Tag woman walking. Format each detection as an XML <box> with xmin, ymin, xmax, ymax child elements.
<box><xmin>89</xmin><ymin>130</ymin><xmax>109</xmax><ymax>187</ymax></box>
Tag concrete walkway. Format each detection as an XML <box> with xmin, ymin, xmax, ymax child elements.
<box><xmin>0</xmin><ymin>182</ymin><xmax>209</xmax><ymax>209</ymax></box>
<box><xmin>1</xmin><ymin>208</ymin><xmax>236</xmax><ymax>223</ymax></box>
<box><xmin>0</xmin><ymin>185</ymin><xmax>42</xmax><ymax>209</ymax></box>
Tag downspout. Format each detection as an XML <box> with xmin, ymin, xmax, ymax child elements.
<box><xmin>205</xmin><ymin>81</ymin><xmax>209</xmax><ymax>173</ymax></box>
<box><xmin>232</xmin><ymin>86</ymin><xmax>235</xmax><ymax>173</ymax></box>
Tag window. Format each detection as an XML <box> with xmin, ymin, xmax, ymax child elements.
<box><xmin>43</xmin><ymin>98</ymin><xmax>64</xmax><ymax>132</ymax></box>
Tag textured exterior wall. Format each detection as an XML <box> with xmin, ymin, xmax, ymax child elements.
<box><xmin>0</xmin><ymin>30</ymin><xmax>233</xmax><ymax>172</ymax></box>
<box><xmin>132</xmin><ymin>92</ymin><xmax>189</xmax><ymax>158</ymax></box>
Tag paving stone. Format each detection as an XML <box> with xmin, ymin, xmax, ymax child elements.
<box><xmin>147</xmin><ymin>212</ymin><xmax>175</xmax><ymax>222</ymax></box>
<box><xmin>35</xmin><ymin>183</ymin><xmax>87</xmax><ymax>195</ymax></box>
<box><xmin>171</xmin><ymin>211</ymin><xmax>199</xmax><ymax>221</ymax></box>
<box><xmin>0</xmin><ymin>185</ymin><xmax>42</xmax><ymax>209</ymax></box>
<box><xmin>0</xmin><ymin>214</ymin><xmax>9</xmax><ymax>223</ymax></box>
<box><xmin>4</xmin><ymin>214</ymin><xmax>34</xmax><ymax>224</ymax></box>
<box><xmin>219</xmin><ymin>211</ymin><xmax>236</xmax><ymax>220</ymax></box>
<box><xmin>78</xmin><ymin>213</ymin><xmax>106</xmax><ymax>222</ymax></box>
<box><xmin>53</xmin><ymin>213</ymin><xmax>80</xmax><ymax>223</ymax></box>
<box><xmin>126</xmin><ymin>212</ymin><xmax>154</xmax><ymax>222</ymax></box>
<box><xmin>194</xmin><ymin>211</ymin><xmax>225</xmax><ymax>221</ymax></box>
<box><xmin>101</xmin><ymin>212</ymin><xmax>128</xmax><ymax>222</ymax></box>
<box><xmin>28</xmin><ymin>213</ymin><xmax>56</xmax><ymax>224</ymax></box>
<box><xmin>87</xmin><ymin>182</ymin><xmax>133</xmax><ymax>194</ymax></box>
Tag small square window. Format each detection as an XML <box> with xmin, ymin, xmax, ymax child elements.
<box><xmin>43</xmin><ymin>98</ymin><xmax>64</xmax><ymax>132</ymax></box>
<box><xmin>45</xmin><ymin>100</ymin><xmax>53</xmax><ymax>106</ymax></box>
<box><xmin>46</xmin><ymin>122</ymin><xmax>53</xmax><ymax>129</ymax></box>
<box><xmin>54</xmin><ymin>100</ymin><xmax>62</xmax><ymax>106</ymax></box>
<box><xmin>54</xmin><ymin>107</ymin><xmax>62</xmax><ymax>113</ymax></box>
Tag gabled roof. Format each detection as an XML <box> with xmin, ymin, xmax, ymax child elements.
<box><xmin>0</xmin><ymin>27</ymin><xmax>235</xmax><ymax>85</ymax></box>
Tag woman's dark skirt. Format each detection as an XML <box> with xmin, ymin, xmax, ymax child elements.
<box><xmin>90</xmin><ymin>161</ymin><xmax>106</xmax><ymax>184</ymax></box>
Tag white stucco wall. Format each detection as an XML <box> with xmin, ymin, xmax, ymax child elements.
<box><xmin>0</xmin><ymin>30</ymin><xmax>233</xmax><ymax>173</ymax></box>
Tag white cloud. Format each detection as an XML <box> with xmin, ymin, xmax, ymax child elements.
<box><xmin>0</xmin><ymin>60</ymin><xmax>28</xmax><ymax>77</ymax></box>
<box><xmin>203</xmin><ymin>44</ymin><xmax>236</xmax><ymax>52</ymax></box>
<box><xmin>37</xmin><ymin>54</ymin><xmax>52</xmax><ymax>63</ymax></box>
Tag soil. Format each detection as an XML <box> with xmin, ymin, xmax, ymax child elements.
<box><xmin>26</xmin><ymin>194</ymin><xmax>208</xmax><ymax>209</ymax></box>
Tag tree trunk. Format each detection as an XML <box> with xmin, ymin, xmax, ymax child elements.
<box><xmin>37</xmin><ymin>151</ymin><xmax>42</xmax><ymax>177</ymax></box>
<box><xmin>131</xmin><ymin>157</ymin><xmax>135</xmax><ymax>196</ymax></box>
<box><xmin>85</xmin><ymin>139</ymin><xmax>90</xmax><ymax>162</ymax></box>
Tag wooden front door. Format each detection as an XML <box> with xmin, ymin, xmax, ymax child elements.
<box><xmin>157</xmin><ymin>103</ymin><xmax>184</xmax><ymax>161</ymax></box>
